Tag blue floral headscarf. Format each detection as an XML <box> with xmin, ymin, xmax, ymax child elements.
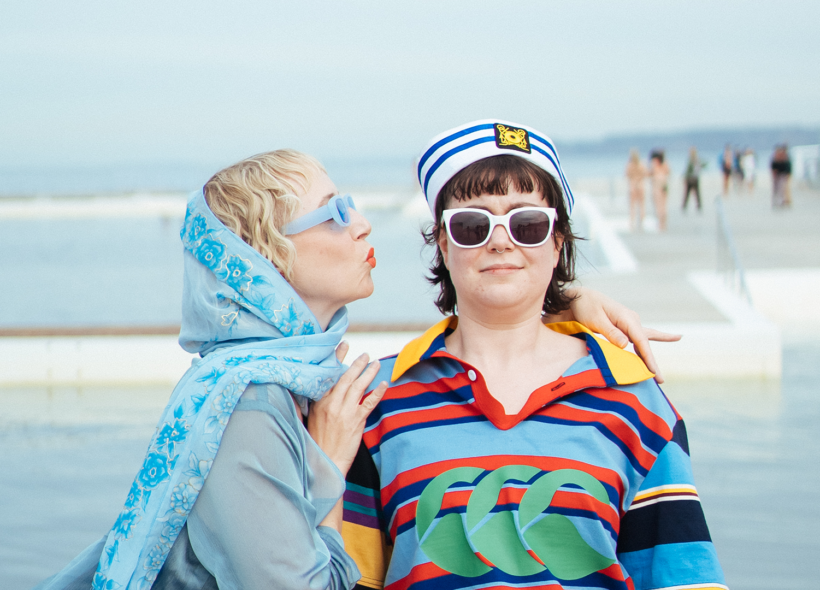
<box><xmin>93</xmin><ymin>190</ymin><xmax>347</xmax><ymax>590</ymax></box>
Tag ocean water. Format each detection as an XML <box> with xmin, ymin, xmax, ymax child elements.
<box><xmin>1</xmin><ymin>341</ymin><xmax>816</xmax><ymax>589</ymax></box>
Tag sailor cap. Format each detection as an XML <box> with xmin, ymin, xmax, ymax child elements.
<box><xmin>416</xmin><ymin>119</ymin><xmax>574</xmax><ymax>216</ymax></box>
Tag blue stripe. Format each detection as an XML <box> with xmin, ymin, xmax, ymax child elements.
<box><xmin>531</xmin><ymin>144</ymin><xmax>574</xmax><ymax>210</ymax></box>
<box><xmin>422</xmin><ymin>136</ymin><xmax>496</xmax><ymax>195</ymax></box>
<box><xmin>372</xmin><ymin>388</ymin><xmax>472</xmax><ymax>418</ymax></box>
<box><xmin>368</xmin><ymin>414</ymin><xmax>489</xmax><ymax>456</ymax></box>
<box><xmin>529</xmin><ymin>414</ymin><xmax>650</xmax><ymax>477</ymax></box>
<box><xmin>404</xmin><ymin>564</ymin><xmax>630</xmax><ymax>590</ymax></box>
<box><xmin>529</xmin><ymin>131</ymin><xmax>572</xmax><ymax>198</ymax></box>
<box><xmin>567</xmin><ymin>393</ymin><xmax>668</xmax><ymax>455</ymax></box>
<box><xmin>585</xmin><ymin>335</ymin><xmax>616</xmax><ymax>386</ymax></box>
<box><xmin>395</xmin><ymin>503</ymin><xmax>618</xmax><ymax>542</ymax></box>
<box><xmin>417</xmin><ymin>123</ymin><xmax>495</xmax><ymax>183</ymax></box>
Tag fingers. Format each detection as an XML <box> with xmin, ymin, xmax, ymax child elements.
<box><xmin>343</xmin><ymin>358</ymin><xmax>382</xmax><ymax>404</ymax></box>
<box><xmin>631</xmin><ymin>337</ymin><xmax>664</xmax><ymax>384</ymax></box>
<box><xmin>335</xmin><ymin>341</ymin><xmax>350</xmax><ymax>363</ymax></box>
<box><xmin>643</xmin><ymin>328</ymin><xmax>683</xmax><ymax>342</ymax></box>
<box><xmin>360</xmin><ymin>381</ymin><xmax>388</xmax><ymax>413</ymax></box>
<box><xmin>603</xmin><ymin>323</ymin><xmax>629</xmax><ymax>349</ymax></box>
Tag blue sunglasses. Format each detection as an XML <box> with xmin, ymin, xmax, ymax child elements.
<box><xmin>282</xmin><ymin>194</ymin><xmax>357</xmax><ymax>236</ymax></box>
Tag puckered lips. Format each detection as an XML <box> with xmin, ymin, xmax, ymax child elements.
<box><xmin>366</xmin><ymin>247</ymin><xmax>377</xmax><ymax>268</ymax></box>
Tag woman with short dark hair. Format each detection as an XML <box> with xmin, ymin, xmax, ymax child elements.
<box><xmin>340</xmin><ymin>120</ymin><xmax>725</xmax><ymax>590</ymax></box>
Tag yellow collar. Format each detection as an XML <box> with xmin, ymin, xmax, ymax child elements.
<box><xmin>391</xmin><ymin>318</ymin><xmax>654</xmax><ymax>385</ymax></box>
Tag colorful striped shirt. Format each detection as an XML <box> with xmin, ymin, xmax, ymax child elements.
<box><xmin>342</xmin><ymin>319</ymin><xmax>726</xmax><ymax>590</ymax></box>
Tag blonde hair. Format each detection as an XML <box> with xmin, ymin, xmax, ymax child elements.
<box><xmin>204</xmin><ymin>149</ymin><xmax>325</xmax><ymax>280</ymax></box>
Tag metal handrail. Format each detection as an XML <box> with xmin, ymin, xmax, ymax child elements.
<box><xmin>714</xmin><ymin>194</ymin><xmax>753</xmax><ymax>302</ymax></box>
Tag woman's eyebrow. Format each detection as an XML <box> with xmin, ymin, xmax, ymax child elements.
<box><xmin>318</xmin><ymin>192</ymin><xmax>337</xmax><ymax>206</ymax></box>
<box><xmin>462</xmin><ymin>202</ymin><xmax>540</xmax><ymax>212</ymax></box>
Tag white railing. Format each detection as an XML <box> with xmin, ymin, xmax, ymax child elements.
<box><xmin>714</xmin><ymin>194</ymin><xmax>752</xmax><ymax>302</ymax></box>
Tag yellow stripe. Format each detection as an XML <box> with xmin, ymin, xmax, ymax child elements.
<box><xmin>391</xmin><ymin>319</ymin><xmax>654</xmax><ymax>386</ymax></box>
<box><xmin>633</xmin><ymin>484</ymin><xmax>697</xmax><ymax>502</ymax></box>
<box><xmin>545</xmin><ymin>321</ymin><xmax>655</xmax><ymax>385</ymax></box>
<box><xmin>391</xmin><ymin>316</ymin><xmax>456</xmax><ymax>382</ymax></box>
<box><xmin>341</xmin><ymin>521</ymin><xmax>392</xmax><ymax>589</ymax></box>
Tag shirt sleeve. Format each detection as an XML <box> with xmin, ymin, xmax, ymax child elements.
<box><xmin>616</xmin><ymin>420</ymin><xmax>727</xmax><ymax>590</ymax></box>
<box><xmin>186</xmin><ymin>383</ymin><xmax>361</xmax><ymax>590</ymax></box>
<box><xmin>342</xmin><ymin>441</ymin><xmax>392</xmax><ymax>590</ymax></box>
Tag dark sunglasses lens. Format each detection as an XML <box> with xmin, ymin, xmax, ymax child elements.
<box><xmin>449</xmin><ymin>211</ymin><xmax>490</xmax><ymax>246</ymax></box>
<box><xmin>335</xmin><ymin>199</ymin><xmax>350</xmax><ymax>224</ymax></box>
<box><xmin>509</xmin><ymin>210</ymin><xmax>551</xmax><ymax>244</ymax></box>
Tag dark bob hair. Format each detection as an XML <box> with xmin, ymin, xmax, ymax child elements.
<box><xmin>423</xmin><ymin>155</ymin><xmax>577</xmax><ymax>316</ymax></box>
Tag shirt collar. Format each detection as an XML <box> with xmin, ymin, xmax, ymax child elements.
<box><xmin>391</xmin><ymin>318</ymin><xmax>655</xmax><ymax>386</ymax></box>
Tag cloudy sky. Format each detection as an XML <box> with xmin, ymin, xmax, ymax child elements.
<box><xmin>2</xmin><ymin>0</ymin><xmax>818</xmax><ymax>169</ymax></box>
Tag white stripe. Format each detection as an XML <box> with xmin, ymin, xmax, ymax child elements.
<box><xmin>418</xmin><ymin>126</ymin><xmax>495</xmax><ymax>187</ymax></box>
<box><xmin>628</xmin><ymin>494</ymin><xmax>701</xmax><ymax>510</ymax></box>
<box><xmin>653</xmin><ymin>584</ymin><xmax>729</xmax><ymax>590</ymax></box>
<box><xmin>635</xmin><ymin>483</ymin><xmax>698</xmax><ymax>498</ymax></box>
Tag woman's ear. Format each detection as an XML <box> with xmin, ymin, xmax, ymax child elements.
<box><xmin>552</xmin><ymin>233</ymin><xmax>564</xmax><ymax>269</ymax></box>
<box><xmin>438</xmin><ymin>226</ymin><xmax>450</xmax><ymax>269</ymax></box>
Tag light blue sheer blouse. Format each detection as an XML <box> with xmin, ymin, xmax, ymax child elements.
<box><xmin>35</xmin><ymin>383</ymin><xmax>361</xmax><ymax>590</ymax></box>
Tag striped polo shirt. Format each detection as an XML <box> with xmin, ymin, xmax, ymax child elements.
<box><xmin>342</xmin><ymin>318</ymin><xmax>726</xmax><ymax>590</ymax></box>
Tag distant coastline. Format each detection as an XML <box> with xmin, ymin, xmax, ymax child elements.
<box><xmin>558</xmin><ymin>125</ymin><xmax>820</xmax><ymax>156</ymax></box>
<box><xmin>2</xmin><ymin>125</ymin><xmax>817</xmax><ymax>196</ymax></box>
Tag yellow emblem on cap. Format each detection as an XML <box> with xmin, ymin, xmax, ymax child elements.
<box><xmin>494</xmin><ymin>124</ymin><xmax>530</xmax><ymax>153</ymax></box>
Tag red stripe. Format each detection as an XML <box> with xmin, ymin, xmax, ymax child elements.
<box><xmin>390</xmin><ymin>487</ymin><xmax>620</xmax><ymax>540</ymax></box>
<box><xmin>384</xmin><ymin>562</ymin><xmax>448</xmax><ymax>590</ymax></box>
<box><xmin>382</xmin><ymin>455</ymin><xmax>624</xmax><ymax>508</ymax></box>
<box><xmin>384</xmin><ymin>372</ymin><xmax>472</xmax><ymax>400</ymax></box>
<box><xmin>364</xmin><ymin>402</ymin><xmax>478</xmax><ymax>449</ymax></box>
<box><xmin>536</xmin><ymin>404</ymin><xmax>656</xmax><ymax>473</ymax></box>
<box><xmin>585</xmin><ymin>387</ymin><xmax>673</xmax><ymax>440</ymax></box>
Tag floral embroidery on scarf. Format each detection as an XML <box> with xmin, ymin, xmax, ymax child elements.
<box><xmin>94</xmin><ymin>191</ymin><xmax>344</xmax><ymax>589</ymax></box>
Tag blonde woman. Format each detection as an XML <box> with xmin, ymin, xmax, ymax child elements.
<box><xmin>36</xmin><ymin>149</ymin><xmax>673</xmax><ymax>590</ymax></box>
<box><xmin>624</xmin><ymin>149</ymin><xmax>648</xmax><ymax>231</ymax></box>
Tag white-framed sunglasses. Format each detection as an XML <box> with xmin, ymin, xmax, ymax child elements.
<box><xmin>282</xmin><ymin>194</ymin><xmax>357</xmax><ymax>236</ymax></box>
<box><xmin>442</xmin><ymin>207</ymin><xmax>557</xmax><ymax>248</ymax></box>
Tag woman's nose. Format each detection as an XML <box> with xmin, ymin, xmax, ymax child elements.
<box><xmin>486</xmin><ymin>224</ymin><xmax>513</xmax><ymax>250</ymax></box>
<box><xmin>349</xmin><ymin>209</ymin><xmax>372</xmax><ymax>240</ymax></box>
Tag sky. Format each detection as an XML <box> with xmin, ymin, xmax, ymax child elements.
<box><xmin>2</xmin><ymin>0</ymin><xmax>819</xmax><ymax>170</ymax></box>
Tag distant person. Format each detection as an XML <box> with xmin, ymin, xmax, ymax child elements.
<box><xmin>732</xmin><ymin>147</ymin><xmax>745</xmax><ymax>190</ymax></box>
<box><xmin>649</xmin><ymin>149</ymin><xmax>670</xmax><ymax>231</ymax></box>
<box><xmin>720</xmin><ymin>144</ymin><xmax>733</xmax><ymax>195</ymax></box>
<box><xmin>682</xmin><ymin>146</ymin><xmax>705</xmax><ymax>212</ymax></box>
<box><xmin>741</xmin><ymin>148</ymin><xmax>756</xmax><ymax>193</ymax></box>
<box><xmin>771</xmin><ymin>144</ymin><xmax>793</xmax><ymax>208</ymax></box>
<box><xmin>624</xmin><ymin>148</ymin><xmax>648</xmax><ymax>231</ymax></box>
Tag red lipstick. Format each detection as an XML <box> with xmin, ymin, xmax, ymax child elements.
<box><xmin>366</xmin><ymin>247</ymin><xmax>376</xmax><ymax>268</ymax></box>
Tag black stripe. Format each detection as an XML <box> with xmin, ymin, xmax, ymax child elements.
<box><xmin>347</xmin><ymin>440</ymin><xmax>382</xmax><ymax>492</ymax></box>
<box><xmin>617</xmin><ymin>499</ymin><xmax>712</xmax><ymax>553</ymax></box>
<box><xmin>671</xmin><ymin>419</ymin><xmax>690</xmax><ymax>455</ymax></box>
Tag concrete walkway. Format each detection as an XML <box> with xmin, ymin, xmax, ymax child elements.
<box><xmin>574</xmin><ymin>174</ymin><xmax>820</xmax><ymax>324</ymax></box>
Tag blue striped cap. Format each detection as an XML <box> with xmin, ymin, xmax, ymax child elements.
<box><xmin>417</xmin><ymin>119</ymin><xmax>574</xmax><ymax>216</ymax></box>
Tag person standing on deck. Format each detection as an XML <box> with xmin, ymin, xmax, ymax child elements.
<box><xmin>771</xmin><ymin>144</ymin><xmax>792</xmax><ymax>208</ymax></box>
<box><xmin>649</xmin><ymin>149</ymin><xmax>670</xmax><ymax>231</ymax></box>
<box><xmin>682</xmin><ymin>146</ymin><xmax>705</xmax><ymax>212</ymax></box>
<box><xmin>625</xmin><ymin>149</ymin><xmax>648</xmax><ymax>231</ymax></box>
